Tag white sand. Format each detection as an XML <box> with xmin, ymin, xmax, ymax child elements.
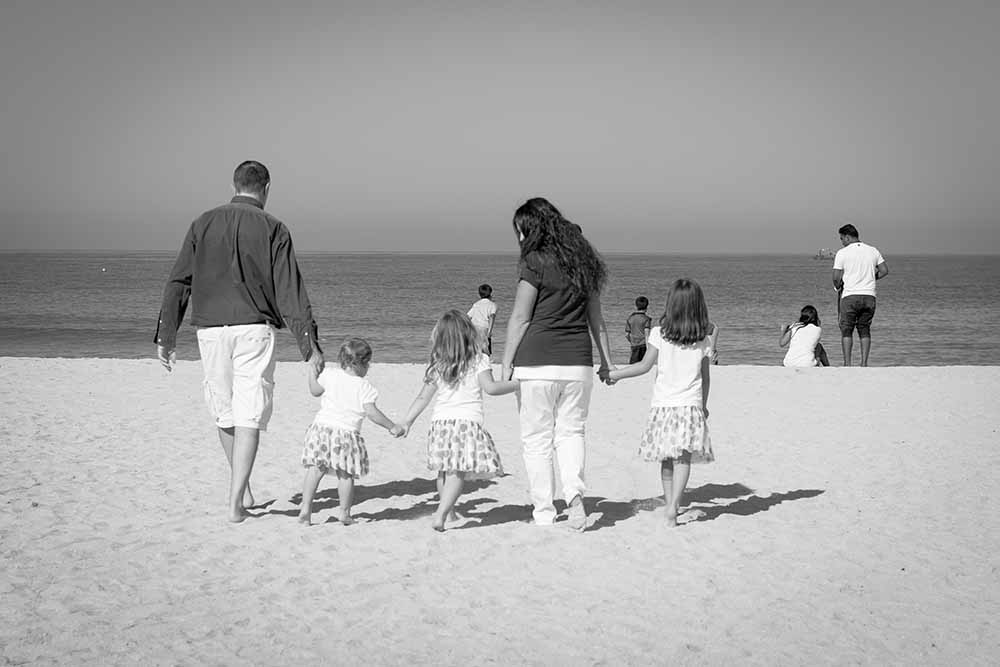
<box><xmin>1</xmin><ymin>358</ymin><xmax>998</xmax><ymax>665</ymax></box>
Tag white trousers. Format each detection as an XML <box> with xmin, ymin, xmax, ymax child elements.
<box><xmin>518</xmin><ymin>379</ymin><xmax>593</xmax><ymax>525</ymax></box>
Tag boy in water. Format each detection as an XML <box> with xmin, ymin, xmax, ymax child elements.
<box><xmin>467</xmin><ymin>283</ymin><xmax>498</xmax><ymax>356</ymax></box>
<box><xmin>625</xmin><ymin>296</ymin><xmax>652</xmax><ymax>364</ymax></box>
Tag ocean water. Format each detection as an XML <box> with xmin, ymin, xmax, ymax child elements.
<box><xmin>1</xmin><ymin>252</ymin><xmax>998</xmax><ymax>366</ymax></box>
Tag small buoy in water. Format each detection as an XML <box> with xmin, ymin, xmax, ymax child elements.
<box><xmin>101</xmin><ymin>267</ymin><xmax>107</xmax><ymax>272</ymax></box>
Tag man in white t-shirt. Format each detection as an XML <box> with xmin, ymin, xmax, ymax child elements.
<box><xmin>832</xmin><ymin>223</ymin><xmax>889</xmax><ymax>366</ymax></box>
<box><xmin>467</xmin><ymin>283</ymin><xmax>498</xmax><ymax>356</ymax></box>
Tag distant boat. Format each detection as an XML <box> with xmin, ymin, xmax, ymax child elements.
<box><xmin>812</xmin><ymin>248</ymin><xmax>835</xmax><ymax>260</ymax></box>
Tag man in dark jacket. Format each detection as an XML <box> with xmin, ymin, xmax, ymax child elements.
<box><xmin>155</xmin><ymin>160</ymin><xmax>323</xmax><ymax>522</ymax></box>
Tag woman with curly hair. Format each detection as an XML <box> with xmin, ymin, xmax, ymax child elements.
<box><xmin>501</xmin><ymin>197</ymin><xmax>614</xmax><ymax>531</ymax></box>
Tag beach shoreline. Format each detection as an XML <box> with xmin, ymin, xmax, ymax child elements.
<box><xmin>2</xmin><ymin>358</ymin><xmax>998</xmax><ymax>664</ymax></box>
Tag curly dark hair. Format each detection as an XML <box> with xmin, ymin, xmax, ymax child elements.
<box><xmin>511</xmin><ymin>197</ymin><xmax>607</xmax><ymax>296</ymax></box>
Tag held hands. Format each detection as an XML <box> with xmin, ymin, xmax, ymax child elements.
<box><xmin>388</xmin><ymin>423</ymin><xmax>406</xmax><ymax>438</ymax></box>
<box><xmin>306</xmin><ymin>350</ymin><xmax>325</xmax><ymax>377</ymax></box>
<box><xmin>598</xmin><ymin>365</ymin><xmax>617</xmax><ymax>386</ymax></box>
<box><xmin>156</xmin><ymin>345</ymin><xmax>176</xmax><ymax>372</ymax></box>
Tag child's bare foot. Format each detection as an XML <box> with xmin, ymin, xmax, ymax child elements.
<box><xmin>297</xmin><ymin>513</ymin><xmax>311</xmax><ymax>526</ymax></box>
<box><xmin>664</xmin><ymin>506</ymin><xmax>679</xmax><ymax>527</ymax></box>
<box><xmin>339</xmin><ymin>513</ymin><xmax>356</xmax><ymax>526</ymax></box>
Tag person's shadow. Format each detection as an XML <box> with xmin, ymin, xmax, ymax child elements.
<box><xmin>447</xmin><ymin>483</ymin><xmax>824</xmax><ymax>531</ymax></box>
<box><xmin>587</xmin><ymin>484</ymin><xmax>825</xmax><ymax>530</ymax></box>
<box><xmin>265</xmin><ymin>476</ymin><xmax>499</xmax><ymax>521</ymax></box>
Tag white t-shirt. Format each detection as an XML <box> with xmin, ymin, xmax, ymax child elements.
<box><xmin>313</xmin><ymin>367</ymin><xmax>379</xmax><ymax>432</ymax></box>
<box><xmin>431</xmin><ymin>353</ymin><xmax>492</xmax><ymax>423</ymax></box>
<box><xmin>783</xmin><ymin>324</ymin><xmax>822</xmax><ymax>367</ymax></box>
<box><xmin>833</xmin><ymin>242</ymin><xmax>885</xmax><ymax>298</ymax></box>
<box><xmin>647</xmin><ymin>326</ymin><xmax>713</xmax><ymax>408</ymax></box>
<box><xmin>467</xmin><ymin>298</ymin><xmax>497</xmax><ymax>332</ymax></box>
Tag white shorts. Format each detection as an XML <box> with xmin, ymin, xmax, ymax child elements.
<box><xmin>196</xmin><ymin>324</ymin><xmax>277</xmax><ymax>431</ymax></box>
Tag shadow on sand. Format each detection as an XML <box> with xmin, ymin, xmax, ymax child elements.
<box><xmin>264</xmin><ymin>476</ymin><xmax>499</xmax><ymax>520</ymax></box>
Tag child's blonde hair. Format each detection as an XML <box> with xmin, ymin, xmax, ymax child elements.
<box><xmin>424</xmin><ymin>310</ymin><xmax>479</xmax><ymax>387</ymax></box>
<box><xmin>659</xmin><ymin>278</ymin><xmax>711</xmax><ymax>345</ymax></box>
<box><xmin>339</xmin><ymin>337</ymin><xmax>373</xmax><ymax>374</ymax></box>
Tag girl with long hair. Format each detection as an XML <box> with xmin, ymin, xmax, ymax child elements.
<box><xmin>402</xmin><ymin>310</ymin><xmax>517</xmax><ymax>531</ymax></box>
<box><xmin>608</xmin><ymin>279</ymin><xmax>715</xmax><ymax>527</ymax></box>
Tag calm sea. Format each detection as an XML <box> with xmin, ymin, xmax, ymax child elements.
<box><xmin>0</xmin><ymin>252</ymin><xmax>997</xmax><ymax>366</ymax></box>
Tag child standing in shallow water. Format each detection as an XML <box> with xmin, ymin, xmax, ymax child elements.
<box><xmin>298</xmin><ymin>338</ymin><xmax>404</xmax><ymax>526</ymax></box>
<box><xmin>402</xmin><ymin>310</ymin><xmax>518</xmax><ymax>532</ymax></box>
<box><xmin>609</xmin><ymin>278</ymin><xmax>715</xmax><ymax>527</ymax></box>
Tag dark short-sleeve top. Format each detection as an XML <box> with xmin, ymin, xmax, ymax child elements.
<box><xmin>512</xmin><ymin>251</ymin><xmax>593</xmax><ymax>367</ymax></box>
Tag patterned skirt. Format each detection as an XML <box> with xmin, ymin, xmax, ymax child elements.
<box><xmin>426</xmin><ymin>419</ymin><xmax>504</xmax><ymax>479</ymax></box>
<box><xmin>301</xmin><ymin>421</ymin><xmax>370</xmax><ymax>478</ymax></box>
<box><xmin>638</xmin><ymin>406</ymin><xmax>714</xmax><ymax>463</ymax></box>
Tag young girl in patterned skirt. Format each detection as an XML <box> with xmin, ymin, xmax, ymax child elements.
<box><xmin>402</xmin><ymin>310</ymin><xmax>518</xmax><ymax>532</ymax></box>
<box><xmin>608</xmin><ymin>278</ymin><xmax>715</xmax><ymax>527</ymax></box>
<box><xmin>298</xmin><ymin>338</ymin><xmax>404</xmax><ymax>526</ymax></box>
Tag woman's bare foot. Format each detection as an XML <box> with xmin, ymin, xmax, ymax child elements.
<box><xmin>228</xmin><ymin>508</ymin><xmax>249</xmax><ymax>523</ymax></box>
<box><xmin>339</xmin><ymin>513</ymin><xmax>356</xmax><ymax>526</ymax></box>
<box><xmin>566</xmin><ymin>496</ymin><xmax>587</xmax><ymax>532</ymax></box>
<box><xmin>297</xmin><ymin>513</ymin><xmax>311</xmax><ymax>526</ymax></box>
<box><xmin>664</xmin><ymin>506</ymin><xmax>678</xmax><ymax>527</ymax></box>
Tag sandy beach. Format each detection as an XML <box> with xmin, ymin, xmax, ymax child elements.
<box><xmin>1</xmin><ymin>358</ymin><xmax>998</xmax><ymax>665</ymax></box>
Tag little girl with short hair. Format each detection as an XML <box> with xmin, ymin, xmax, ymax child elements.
<box><xmin>402</xmin><ymin>310</ymin><xmax>518</xmax><ymax>532</ymax></box>
<box><xmin>609</xmin><ymin>278</ymin><xmax>715</xmax><ymax>527</ymax></box>
<box><xmin>298</xmin><ymin>338</ymin><xmax>404</xmax><ymax>526</ymax></box>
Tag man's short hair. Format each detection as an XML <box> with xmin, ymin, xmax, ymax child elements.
<box><xmin>635</xmin><ymin>295</ymin><xmax>649</xmax><ymax>310</ymax></box>
<box><xmin>478</xmin><ymin>283</ymin><xmax>493</xmax><ymax>298</ymax></box>
<box><xmin>233</xmin><ymin>161</ymin><xmax>270</xmax><ymax>195</ymax></box>
<box><xmin>838</xmin><ymin>223</ymin><xmax>859</xmax><ymax>238</ymax></box>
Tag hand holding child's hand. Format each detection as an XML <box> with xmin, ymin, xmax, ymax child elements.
<box><xmin>389</xmin><ymin>424</ymin><xmax>405</xmax><ymax>438</ymax></box>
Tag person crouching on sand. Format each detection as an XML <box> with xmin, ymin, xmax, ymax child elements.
<box><xmin>401</xmin><ymin>310</ymin><xmax>517</xmax><ymax>532</ymax></box>
<box><xmin>298</xmin><ymin>338</ymin><xmax>404</xmax><ymax>526</ymax></box>
<box><xmin>608</xmin><ymin>278</ymin><xmax>715</xmax><ymax>527</ymax></box>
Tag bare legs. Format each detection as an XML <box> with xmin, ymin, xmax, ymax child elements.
<box><xmin>431</xmin><ymin>472</ymin><xmax>465</xmax><ymax>532</ymax></box>
<box><xmin>336</xmin><ymin>471</ymin><xmax>356</xmax><ymax>525</ymax></box>
<box><xmin>815</xmin><ymin>342</ymin><xmax>830</xmax><ymax>367</ymax></box>
<box><xmin>216</xmin><ymin>426</ymin><xmax>260</xmax><ymax>523</ymax></box>
<box><xmin>661</xmin><ymin>454</ymin><xmax>691</xmax><ymax>527</ymax></box>
<box><xmin>298</xmin><ymin>466</ymin><xmax>324</xmax><ymax>525</ymax></box>
<box><xmin>435</xmin><ymin>472</ymin><xmax>463</xmax><ymax>523</ymax></box>
<box><xmin>859</xmin><ymin>336</ymin><xmax>871</xmax><ymax>367</ymax></box>
<box><xmin>298</xmin><ymin>467</ymin><xmax>356</xmax><ymax>526</ymax></box>
<box><xmin>840</xmin><ymin>335</ymin><xmax>872</xmax><ymax>366</ymax></box>
<box><xmin>217</xmin><ymin>427</ymin><xmax>256</xmax><ymax>512</ymax></box>
<box><xmin>841</xmin><ymin>336</ymin><xmax>854</xmax><ymax>367</ymax></box>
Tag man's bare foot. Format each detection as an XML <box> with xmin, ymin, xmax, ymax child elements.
<box><xmin>664</xmin><ymin>506</ymin><xmax>678</xmax><ymax>528</ymax></box>
<box><xmin>297</xmin><ymin>514</ymin><xmax>311</xmax><ymax>526</ymax></box>
<box><xmin>339</xmin><ymin>514</ymin><xmax>356</xmax><ymax>526</ymax></box>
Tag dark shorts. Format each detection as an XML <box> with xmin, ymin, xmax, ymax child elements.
<box><xmin>629</xmin><ymin>344</ymin><xmax>647</xmax><ymax>364</ymax></box>
<box><xmin>839</xmin><ymin>295</ymin><xmax>876</xmax><ymax>337</ymax></box>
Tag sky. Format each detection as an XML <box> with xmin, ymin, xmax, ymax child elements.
<box><xmin>2</xmin><ymin>0</ymin><xmax>998</xmax><ymax>253</ymax></box>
